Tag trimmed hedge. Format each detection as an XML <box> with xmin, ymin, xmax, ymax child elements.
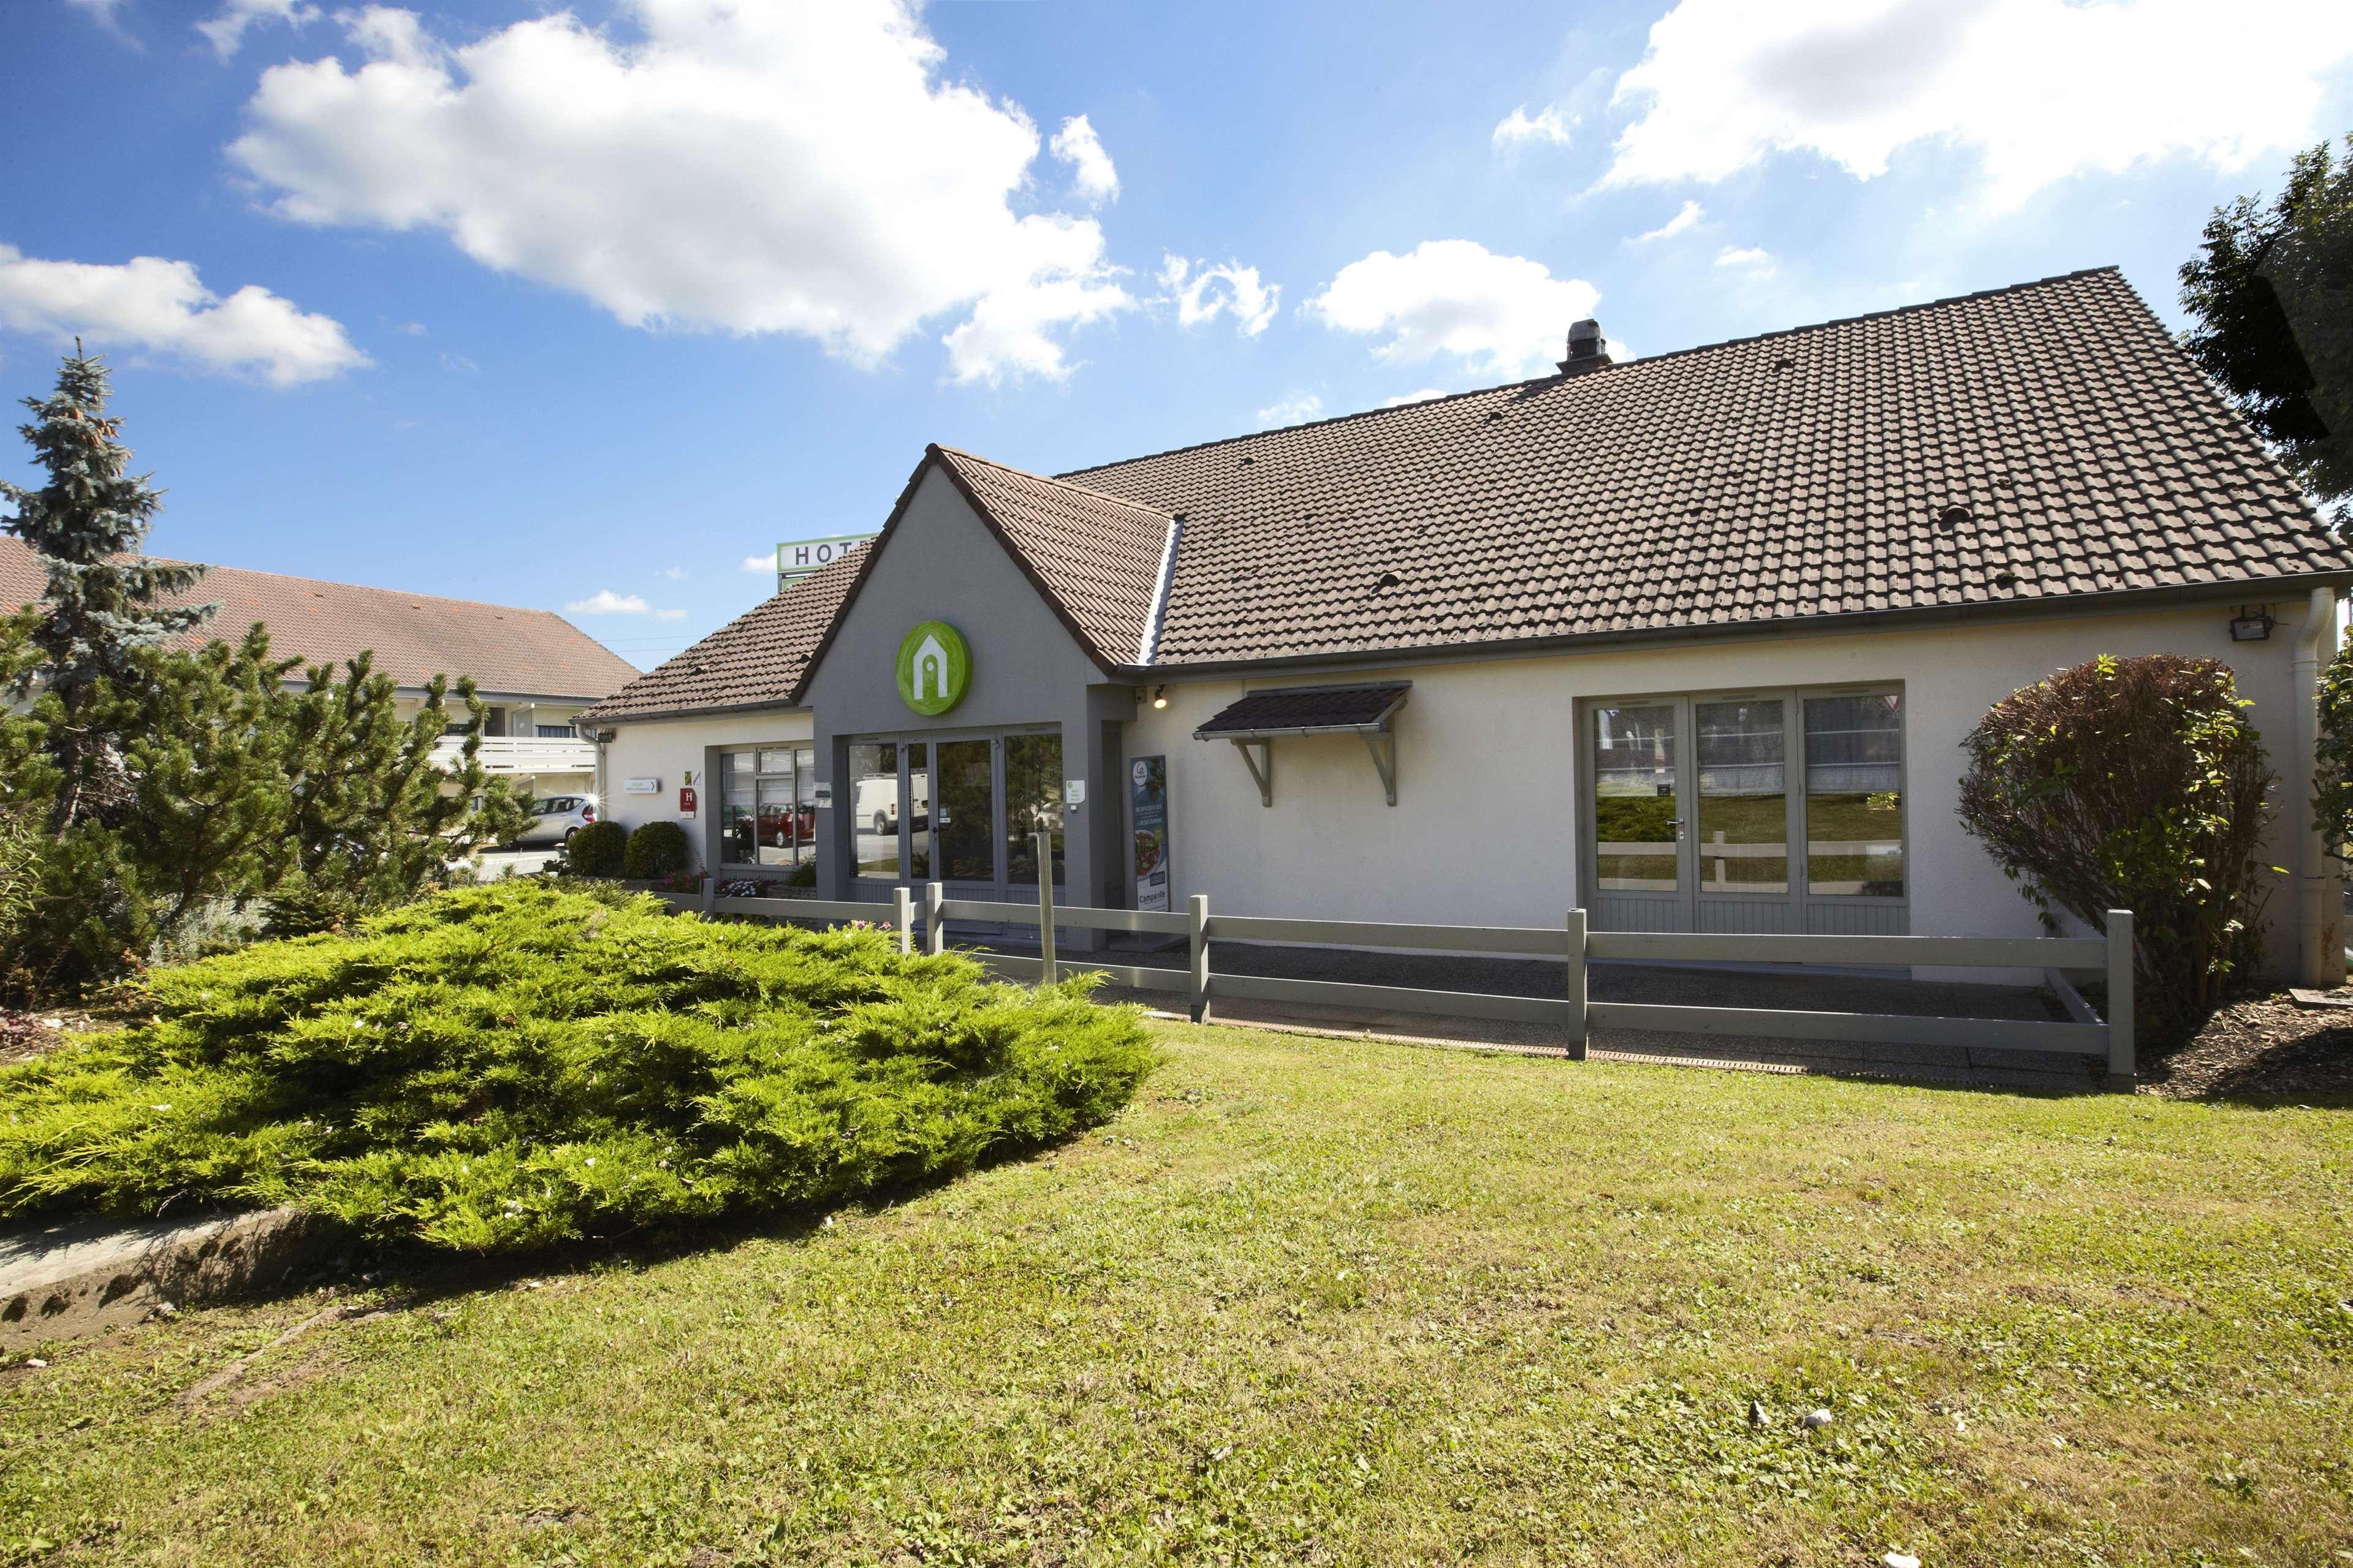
<box><xmin>0</xmin><ymin>882</ymin><xmax>1157</xmax><ymax>1252</ymax></box>
<box><xmin>564</xmin><ymin>818</ymin><xmax>626</xmax><ymax>877</ymax></box>
<box><xmin>623</xmin><ymin>820</ymin><xmax>693</xmax><ymax>879</ymax></box>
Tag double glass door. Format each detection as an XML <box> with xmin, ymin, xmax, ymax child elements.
<box><xmin>847</xmin><ymin>729</ymin><xmax>1065</xmax><ymax>897</ymax></box>
<box><xmin>1585</xmin><ymin>689</ymin><xmax>1906</xmax><ymax>934</ymax></box>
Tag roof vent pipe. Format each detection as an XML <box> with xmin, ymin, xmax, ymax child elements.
<box><xmin>1559</xmin><ymin>319</ymin><xmax>1613</xmax><ymax>376</ymax></box>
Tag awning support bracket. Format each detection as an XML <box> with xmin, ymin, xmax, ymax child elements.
<box><xmin>1362</xmin><ymin>729</ymin><xmax>1397</xmax><ymax>807</ymax></box>
<box><xmin>1233</xmin><ymin>738</ymin><xmax>1274</xmax><ymax>807</ymax></box>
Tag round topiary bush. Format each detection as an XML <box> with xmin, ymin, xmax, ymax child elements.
<box><xmin>623</xmin><ymin>820</ymin><xmax>693</xmax><ymax>879</ymax></box>
<box><xmin>564</xmin><ymin>819</ymin><xmax>626</xmax><ymax>878</ymax></box>
<box><xmin>1958</xmin><ymin>653</ymin><xmax>2275</xmax><ymax>1039</ymax></box>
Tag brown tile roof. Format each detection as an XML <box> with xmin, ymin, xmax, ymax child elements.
<box><xmin>1063</xmin><ymin>266</ymin><xmax>2352</xmax><ymax>666</ymax></box>
<box><xmin>0</xmin><ymin>536</ymin><xmax>639</xmax><ymax>699</ymax></box>
<box><xmin>1194</xmin><ymin>683</ymin><xmax>1412</xmax><ymax>736</ymax></box>
<box><xmin>587</xmin><ymin>267</ymin><xmax>2353</xmax><ymax>721</ymax></box>
<box><xmin>576</xmin><ymin>542</ymin><xmax>869</xmax><ymax>723</ymax></box>
<box><xmin>930</xmin><ymin>446</ymin><xmax>1175</xmax><ymax>667</ymax></box>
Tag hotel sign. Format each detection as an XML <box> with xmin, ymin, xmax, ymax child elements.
<box><xmin>774</xmin><ymin>532</ymin><xmax>875</xmax><ymax>589</ymax></box>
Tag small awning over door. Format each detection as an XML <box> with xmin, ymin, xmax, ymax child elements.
<box><xmin>1192</xmin><ymin>681</ymin><xmax>1410</xmax><ymax>806</ymax></box>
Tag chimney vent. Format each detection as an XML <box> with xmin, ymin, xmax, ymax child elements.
<box><xmin>1559</xmin><ymin>318</ymin><xmax>1613</xmax><ymax>376</ymax></box>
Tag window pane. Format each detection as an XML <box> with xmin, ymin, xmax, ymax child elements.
<box><xmin>935</xmin><ymin>739</ymin><xmax>995</xmax><ymax>882</ymax></box>
<box><xmin>1696</xmin><ymin>699</ymin><xmax>1787</xmax><ymax>893</ymax></box>
<box><xmin>758</xmin><ymin>748</ymin><xmax>795</xmax><ymax>776</ymax></box>
<box><xmin>1005</xmin><ymin>733</ymin><xmax>1064</xmax><ymax>885</ymax></box>
<box><xmin>1593</xmin><ymin>705</ymin><xmax>1679</xmax><ymax>892</ymax></box>
<box><xmin>1805</xmin><ymin>693</ymin><xmax>1904</xmax><ymax>897</ymax></box>
<box><xmin>906</xmin><ymin>743</ymin><xmax>930</xmax><ymax>881</ymax></box>
<box><xmin>793</xmin><ymin>749</ymin><xmax>817</xmax><ymax>866</ymax></box>
<box><xmin>722</xmin><ymin>753</ymin><xmax>758</xmax><ymax>865</ymax></box>
<box><xmin>850</xmin><ymin>741</ymin><xmax>900</xmax><ymax>879</ymax></box>
<box><xmin>755</xmin><ymin>777</ymin><xmax>796</xmax><ymax>866</ymax></box>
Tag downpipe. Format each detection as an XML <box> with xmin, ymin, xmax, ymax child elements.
<box><xmin>2294</xmin><ymin>584</ymin><xmax>2344</xmax><ymax>987</ymax></box>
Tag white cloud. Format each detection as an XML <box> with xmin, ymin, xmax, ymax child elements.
<box><xmin>1050</xmin><ymin>114</ymin><xmax>1119</xmax><ymax>205</ymax></box>
<box><xmin>230</xmin><ymin>1</ymin><xmax>1133</xmax><ymax>384</ymax></box>
<box><xmin>1633</xmin><ymin>199</ymin><xmax>1705</xmax><ymax>242</ymax></box>
<box><xmin>1383</xmin><ymin>388</ymin><xmax>1449</xmax><ymax>407</ymax></box>
<box><xmin>1159</xmin><ymin>256</ymin><xmax>1279</xmax><ymax>338</ymax></box>
<box><xmin>653</xmin><ymin>607</ymin><xmax>687</xmax><ymax>620</ymax></box>
<box><xmin>1306</xmin><ymin>240</ymin><xmax>1598</xmax><ymax>377</ymax></box>
<box><xmin>67</xmin><ymin>0</ymin><xmax>135</xmax><ymax>42</ymax></box>
<box><xmin>742</xmin><ymin>555</ymin><xmax>777</xmax><ymax>575</ymax></box>
<box><xmin>392</xmin><ymin>319</ymin><xmax>426</xmax><ymax>335</ymax></box>
<box><xmin>660</xmin><ymin>566</ymin><xmax>688</xmax><ymax>580</ymax></box>
<box><xmin>197</xmin><ymin>0</ymin><xmax>317</xmax><ymax>60</ymax></box>
<box><xmin>1493</xmin><ymin>105</ymin><xmax>1576</xmax><ymax>149</ymax></box>
<box><xmin>1603</xmin><ymin>0</ymin><xmax>2353</xmax><ymax>211</ymax></box>
<box><xmin>565</xmin><ymin>590</ymin><xmax>648</xmax><ymax>615</ymax></box>
<box><xmin>1714</xmin><ymin>244</ymin><xmax>1775</xmax><ymax>275</ymax></box>
<box><xmin>0</xmin><ymin>246</ymin><xmax>368</xmax><ymax>386</ymax></box>
<box><xmin>1256</xmin><ymin>392</ymin><xmax>1321</xmax><ymax>426</ymax></box>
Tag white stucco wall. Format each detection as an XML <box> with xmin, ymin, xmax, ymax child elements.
<box><xmin>598</xmin><ymin>708</ymin><xmax>815</xmax><ymax>867</ymax></box>
<box><xmin>1117</xmin><ymin>597</ymin><xmax>2328</xmax><ymax>978</ymax></box>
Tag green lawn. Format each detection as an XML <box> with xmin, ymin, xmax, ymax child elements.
<box><xmin>6</xmin><ymin>1022</ymin><xmax>2351</xmax><ymax>1567</ymax></box>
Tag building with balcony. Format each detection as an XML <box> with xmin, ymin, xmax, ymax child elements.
<box><xmin>0</xmin><ymin>538</ymin><xmax>638</xmax><ymax>802</ymax></box>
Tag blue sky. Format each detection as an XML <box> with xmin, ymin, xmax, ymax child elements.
<box><xmin>6</xmin><ymin>0</ymin><xmax>2352</xmax><ymax>670</ymax></box>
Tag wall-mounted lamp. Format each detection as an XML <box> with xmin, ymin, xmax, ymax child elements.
<box><xmin>2229</xmin><ymin>606</ymin><xmax>2276</xmax><ymax>642</ymax></box>
<box><xmin>1152</xmin><ymin>686</ymin><xmax>1169</xmax><ymax>709</ymax></box>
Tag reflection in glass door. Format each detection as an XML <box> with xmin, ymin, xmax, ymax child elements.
<box><xmin>1695</xmin><ymin>699</ymin><xmax>1788</xmax><ymax>895</ymax></box>
<box><xmin>1004</xmin><ymin>732</ymin><xmax>1065</xmax><ymax>885</ymax></box>
<box><xmin>934</xmin><ymin>739</ymin><xmax>996</xmax><ymax>884</ymax></box>
<box><xmin>850</xmin><ymin>742</ymin><xmax>900</xmax><ymax>879</ymax></box>
<box><xmin>1592</xmin><ymin>703</ymin><xmax>1681</xmax><ymax>910</ymax></box>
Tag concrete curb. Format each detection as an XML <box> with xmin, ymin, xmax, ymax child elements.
<box><xmin>1</xmin><ymin>1207</ymin><xmax>341</xmax><ymax>1350</ymax></box>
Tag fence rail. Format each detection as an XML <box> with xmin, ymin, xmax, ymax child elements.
<box><xmin>671</xmin><ymin>871</ymin><xmax>2136</xmax><ymax>1090</ymax></box>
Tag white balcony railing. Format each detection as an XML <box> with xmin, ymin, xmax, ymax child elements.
<box><xmin>430</xmin><ymin>734</ymin><xmax>597</xmax><ymax>775</ymax></box>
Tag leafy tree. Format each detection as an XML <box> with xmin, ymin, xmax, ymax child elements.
<box><xmin>1958</xmin><ymin>654</ymin><xmax>2275</xmax><ymax>1040</ymax></box>
<box><xmin>2180</xmin><ymin>135</ymin><xmax>2353</xmax><ymax>529</ymax></box>
<box><xmin>0</xmin><ymin>348</ymin><xmax>213</xmax><ymax>830</ymax></box>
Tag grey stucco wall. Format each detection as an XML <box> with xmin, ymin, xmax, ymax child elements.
<box><xmin>799</xmin><ymin>464</ymin><xmax>1138</xmax><ymax>923</ymax></box>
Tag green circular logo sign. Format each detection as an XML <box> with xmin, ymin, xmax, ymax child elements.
<box><xmin>895</xmin><ymin>621</ymin><xmax>971</xmax><ymax>715</ymax></box>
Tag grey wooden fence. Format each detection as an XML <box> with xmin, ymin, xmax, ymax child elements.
<box><xmin>680</xmin><ymin>881</ymin><xmax>2136</xmax><ymax>1091</ymax></box>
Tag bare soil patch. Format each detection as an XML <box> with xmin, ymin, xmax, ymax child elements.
<box><xmin>2145</xmin><ymin>990</ymin><xmax>2353</xmax><ymax>1102</ymax></box>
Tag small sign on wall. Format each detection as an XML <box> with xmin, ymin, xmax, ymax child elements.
<box><xmin>679</xmin><ymin>785</ymin><xmax>697</xmax><ymax>816</ymax></box>
<box><xmin>1063</xmin><ymin>778</ymin><xmax>1086</xmax><ymax>808</ymax></box>
<box><xmin>811</xmin><ymin>782</ymin><xmax>833</xmax><ymax>810</ymax></box>
<box><xmin>623</xmin><ymin>776</ymin><xmax>661</xmax><ymax>795</ymax></box>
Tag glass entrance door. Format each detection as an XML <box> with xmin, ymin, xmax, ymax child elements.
<box><xmin>845</xmin><ymin>729</ymin><xmax>1062</xmax><ymax>903</ymax></box>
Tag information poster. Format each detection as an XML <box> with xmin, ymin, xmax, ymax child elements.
<box><xmin>1130</xmin><ymin>756</ymin><xmax>1170</xmax><ymax>914</ymax></box>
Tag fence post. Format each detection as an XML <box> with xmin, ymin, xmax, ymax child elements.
<box><xmin>924</xmin><ymin>881</ymin><xmax>946</xmax><ymax>956</ymax></box>
<box><xmin>2105</xmin><ymin>909</ymin><xmax>2135</xmax><ymax>1092</ymax></box>
<box><xmin>894</xmin><ymin>885</ymin><xmax>913</xmax><ymax>956</ymax></box>
<box><xmin>1565</xmin><ymin>907</ymin><xmax>1588</xmax><ymax>1061</ymax></box>
<box><xmin>1188</xmin><ymin>893</ymin><xmax>1211</xmax><ymax>1024</ymax></box>
<box><xmin>1036</xmin><ymin>829</ymin><xmax>1057</xmax><ymax>988</ymax></box>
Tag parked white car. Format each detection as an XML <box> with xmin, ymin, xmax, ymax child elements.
<box><xmin>514</xmin><ymin>795</ymin><xmax>599</xmax><ymax>846</ymax></box>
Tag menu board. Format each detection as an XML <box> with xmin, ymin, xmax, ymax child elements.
<box><xmin>1130</xmin><ymin>756</ymin><xmax>1169</xmax><ymax>914</ymax></box>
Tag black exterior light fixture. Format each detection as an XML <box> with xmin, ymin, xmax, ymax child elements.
<box><xmin>1152</xmin><ymin>686</ymin><xmax>1169</xmax><ymax>709</ymax></box>
<box><xmin>2229</xmin><ymin>605</ymin><xmax>2276</xmax><ymax>642</ymax></box>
